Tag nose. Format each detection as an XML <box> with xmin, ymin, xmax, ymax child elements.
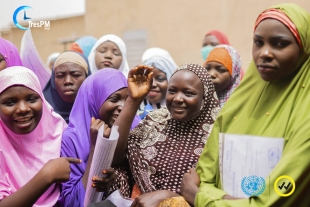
<box><xmin>208</xmin><ymin>68</ymin><xmax>216</xmax><ymax>79</ymax></box>
<box><xmin>64</xmin><ymin>75</ymin><xmax>73</xmax><ymax>85</ymax></box>
<box><xmin>259</xmin><ymin>44</ymin><xmax>273</xmax><ymax>60</ymax></box>
<box><xmin>116</xmin><ymin>101</ymin><xmax>125</xmax><ymax>111</ymax></box>
<box><xmin>104</xmin><ymin>50</ymin><xmax>112</xmax><ymax>59</ymax></box>
<box><xmin>173</xmin><ymin>92</ymin><xmax>184</xmax><ymax>103</ymax></box>
<box><xmin>16</xmin><ymin>101</ymin><xmax>30</xmax><ymax>114</ymax></box>
<box><xmin>151</xmin><ymin>78</ymin><xmax>157</xmax><ymax>88</ymax></box>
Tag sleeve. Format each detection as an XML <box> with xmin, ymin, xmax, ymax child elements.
<box><xmin>57</xmin><ymin>136</ymin><xmax>86</xmax><ymax>207</ymax></box>
<box><xmin>195</xmin><ymin>121</ymin><xmax>310</xmax><ymax>207</ymax></box>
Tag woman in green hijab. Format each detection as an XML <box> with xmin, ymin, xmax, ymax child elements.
<box><xmin>181</xmin><ymin>3</ymin><xmax>310</xmax><ymax>207</ymax></box>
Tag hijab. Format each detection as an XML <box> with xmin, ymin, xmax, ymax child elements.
<box><xmin>196</xmin><ymin>3</ymin><xmax>310</xmax><ymax>206</ymax></box>
<box><xmin>127</xmin><ymin>63</ymin><xmax>220</xmax><ymax>194</ymax></box>
<box><xmin>43</xmin><ymin>51</ymin><xmax>91</xmax><ymax>123</ymax></box>
<box><xmin>69</xmin><ymin>36</ymin><xmax>97</xmax><ymax>58</ymax></box>
<box><xmin>0</xmin><ymin>66</ymin><xmax>66</xmax><ymax>206</ymax></box>
<box><xmin>206</xmin><ymin>44</ymin><xmax>242</xmax><ymax>107</ymax></box>
<box><xmin>58</xmin><ymin>69</ymin><xmax>140</xmax><ymax>207</ymax></box>
<box><xmin>88</xmin><ymin>34</ymin><xmax>130</xmax><ymax>78</ymax></box>
<box><xmin>0</xmin><ymin>37</ymin><xmax>23</xmax><ymax>67</ymax></box>
<box><xmin>205</xmin><ymin>30</ymin><xmax>230</xmax><ymax>45</ymax></box>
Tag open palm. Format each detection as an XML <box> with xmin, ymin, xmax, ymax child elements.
<box><xmin>128</xmin><ymin>65</ymin><xmax>153</xmax><ymax>101</ymax></box>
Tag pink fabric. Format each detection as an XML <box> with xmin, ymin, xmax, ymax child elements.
<box><xmin>206</xmin><ymin>30</ymin><xmax>230</xmax><ymax>45</ymax></box>
<box><xmin>0</xmin><ymin>66</ymin><xmax>67</xmax><ymax>206</ymax></box>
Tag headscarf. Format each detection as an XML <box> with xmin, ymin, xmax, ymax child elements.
<box><xmin>139</xmin><ymin>53</ymin><xmax>178</xmax><ymax>114</ymax></box>
<box><xmin>0</xmin><ymin>37</ymin><xmax>23</xmax><ymax>67</ymax></box>
<box><xmin>43</xmin><ymin>51</ymin><xmax>91</xmax><ymax>123</ymax></box>
<box><xmin>196</xmin><ymin>3</ymin><xmax>310</xmax><ymax>206</ymax></box>
<box><xmin>88</xmin><ymin>34</ymin><xmax>130</xmax><ymax>78</ymax></box>
<box><xmin>69</xmin><ymin>36</ymin><xmax>97</xmax><ymax>58</ymax></box>
<box><xmin>0</xmin><ymin>66</ymin><xmax>66</xmax><ymax>206</ymax></box>
<box><xmin>141</xmin><ymin>47</ymin><xmax>178</xmax><ymax>69</ymax></box>
<box><xmin>206</xmin><ymin>44</ymin><xmax>242</xmax><ymax>107</ymax></box>
<box><xmin>125</xmin><ymin>63</ymin><xmax>220</xmax><ymax>195</ymax></box>
<box><xmin>205</xmin><ymin>30</ymin><xmax>230</xmax><ymax>45</ymax></box>
<box><xmin>46</xmin><ymin>52</ymin><xmax>60</xmax><ymax>67</ymax></box>
<box><xmin>58</xmin><ymin>69</ymin><xmax>141</xmax><ymax>207</ymax></box>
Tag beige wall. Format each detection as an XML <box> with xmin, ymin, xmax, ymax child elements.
<box><xmin>1</xmin><ymin>15</ymin><xmax>85</xmax><ymax>63</ymax></box>
<box><xmin>85</xmin><ymin>0</ymin><xmax>310</xmax><ymax>70</ymax></box>
<box><xmin>1</xmin><ymin>1</ymin><xmax>309</xmax><ymax>70</ymax></box>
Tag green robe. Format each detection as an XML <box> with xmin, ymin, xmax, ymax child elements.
<box><xmin>195</xmin><ymin>3</ymin><xmax>310</xmax><ymax>207</ymax></box>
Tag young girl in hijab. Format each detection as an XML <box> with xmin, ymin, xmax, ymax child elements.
<box><xmin>110</xmin><ymin>63</ymin><xmax>220</xmax><ymax>207</ymax></box>
<box><xmin>138</xmin><ymin>49</ymin><xmax>177</xmax><ymax>119</ymax></box>
<box><xmin>0</xmin><ymin>66</ymin><xmax>80</xmax><ymax>207</ymax></box>
<box><xmin>0</xmin><ymin>37</ymin><xmax>22</xmax><ymax>71</ymax></box>
<box><xmin>182</xmin><ymin>3</ymin><xmax>310</xmax><ymax>206</ymax></box>
<box><xmin>58</xmin><ymin>69</ymin><xmax>140</xmax><ymax>207</ymax></box>
<box><xmin>88</xmin><ymin>34</ymin><xmax>129</xmax><ymax>78</ymax></box>
<box><xmin>43</xmin><ymin>51</ymin><xmax>91</xmax><ymax>123</ymax></box>
<box><xmin>205</xmin><ymin>45</ymin><xmax>242</xmax><ymax>107</ymax></box>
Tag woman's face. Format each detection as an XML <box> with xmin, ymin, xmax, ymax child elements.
<box><xmin>146</xmin><ymin>67</ymin><xmax>168</xmax><ymax>104</ymax></box>
<box><xmin>99</xmin><ymin>88</ymin><xmax>128</xmax><ymax>128</ymax></box>
<box><xmin>166</xmin><ymin>70</ymin><xmax>204</xmax><ymax>122</ymax></box>
<box><xmin>202</xmin><ymin>35</ymin><xmax>220</xmax><ymax>47</ymax></box>
<box><xmin>0</xmin><ymin>86</ymin><xmax>43</xmax><ymax>134</ymax></box>
<box><xmin>54</xmin><ymin>62</ymin><xmax>87</xmax><ymax>103</ymax></box>
<box><xmin>205</xmin><ymin>61</ymin><xmax>231</xmax><ymax>92</ymax></box>
<box><xmin>95</xmin><ymin>41</ymin><xmax>123</xmax><ymax>70</ymax></box>
<box><xmin>0</xmin><ymin>54</ymin><xmax>7</xmax><ymax>71</ymax></box>
<box><xmin>252</xmin><ymin>19</ymin><xmax>301</xmax><ymax>82</ymax></box>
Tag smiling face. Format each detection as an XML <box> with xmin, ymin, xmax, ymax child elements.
<box><xmin>99</xmin><ymin>88</ymin><xmax>128</xmax><ymax>127</ymax></box>
<box><xmin>146</xmin><ymin>67</ymin><xmax>168</xmax><ymax>104</ymax></box>
<box><xmin>95</xmin><ymin>41</ymin><xmax>123</xmax><ymax>70</ymax></box>
<box><xmin>54</xmin><ymin>62</ymin><xmax>87</xmax><ymax>103</ymax></box>
<box><xmin>253</xmin><ymin>19</ymin><xmax>300</xmax><ymax>82</ymax></box>
<box><xmin>0</xmin><ymin>86</ymin><xmax>42</xmax><ymax>134</ymax></box>
<box><xmin>205</xmin><ymin>61</ymin><xmax>231</xmax><ymax>92</ymax></box>
<box><xmin>0</xmin><ymin>54</ymin><xmax>7</xmax><ymax>71</ymax></box>
<box><xmin>166</xmin><ymin>70</ymin><xmax>204</xmax><ymax>121</ymax></box>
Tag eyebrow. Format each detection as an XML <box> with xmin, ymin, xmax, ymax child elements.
<box><xmin>254</xmin><ymin>34</ymin><xmax>291</xmax><ymax>40</ymax></box>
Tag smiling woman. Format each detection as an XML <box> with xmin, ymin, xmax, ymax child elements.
<box><xmin>0</xmin><ymin>66</ymin><xmax>80</xmax><ymax>207</ymax></box>
<box><xmin>43</xmin><ymin>51</ymin><xmax>91</xmax><ymax>123</ymax></box>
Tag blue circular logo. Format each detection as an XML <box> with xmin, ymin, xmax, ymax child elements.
<box><xmin>13</xmin><ymin>6</ymin><xmax>32</xmax><ymax>30</ymax></box>
<box><xmin>241</xmin><ymin>175</ymin><xmax>266</xmax><ymax>196</ymax></box>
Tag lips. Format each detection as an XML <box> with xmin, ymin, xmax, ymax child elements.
<box><xmin>172</xmin><ymin>105</ymin><xmax>186</xmax><ymax>112</ymax></box>
<box><xmin>63</xmin><ymin>89</ymin><xmax>75</xmax><ymax>95</ymax></box>
<box><xmin>257</xmin><ymin>64</ymin><xmax>277</xmax><ymax>73</ymax></box>
<box><xmin>103</xmin><ymin>61</ymin><xmax>112</xmax><ymax>67</ymax></box>
<box><xmin>14</xmin><ymin>116</ymin><xmax>33</xmax><ymax>128</ymax></box>
<box><xmin>148</xmin><ymin>90</ymin><xmax>160</xmax><ymax>97</ymax></box>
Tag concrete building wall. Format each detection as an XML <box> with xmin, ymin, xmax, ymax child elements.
<box><xmin>1</xmin><ymin>1</ymin><xmax>309</xmax><ymax>70</ymax></box>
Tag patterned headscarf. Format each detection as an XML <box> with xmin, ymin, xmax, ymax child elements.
<box><xmin>206</xmin><ymin>44</ymin><xmax>242</xmax><ymax>107</ymax></box>
<box><xmin>126</xmin><ymin>63</ymin><xmax>220</xmax><ymax>194</ymax></box>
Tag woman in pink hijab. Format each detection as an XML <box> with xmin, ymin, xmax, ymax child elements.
<box><xmin>0</xmin><ymin>37</ymin><xmax>22</xmax><ymax>71</ymax></box>
<box><xmin>0</xmin><ymin>66</ymin><xmax>80</xmax><ymax>207</ymax></box>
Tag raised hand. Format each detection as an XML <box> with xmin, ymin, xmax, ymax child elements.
<box><xmin>128</xmin><ymin>65</ymin><xmax>153</xmax><ymax>101</ymax></box>
<box><xmin>91</xmin><ymin>168</ymin><xmax>116</xmax><ymax>192</ymax></box>
<box><xmin>42</xmin><ymin>157</ymin><xmax>81</xmax><ymax>184</ymax></box>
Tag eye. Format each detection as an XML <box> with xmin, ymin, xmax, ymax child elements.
<box><xmin>108</xmin><ymin>96</ymin><xmax>120</xmax><ymax>103</ymax></box>
<box><xmin>55</xmin><ymin>74</ymin><xmax>64</xmax><ymax>78</ymax></box>
<box><xmin>28</xmin><ymin>96</ymin><xmax>40</xmax><ymax>103</ymax></box>
<box><xmin>2</xmin><ymin>100</ymin><xmax>15</xmax><ymax>106</ymax></box>
<box><xmin>184</xmin><ymin>92</ymin><xmax>195</xmax><ymax>97</ymax></box>
<box><xmin>253</xmin><ymin>39</ymin><xmax>263</xmax><ymax>47</ymax></box>
<box><xmin>275</xmin><ymin>40</ymin><xmax>290</xmax><ymax>48</ymax></box>
<box><xmin>156</xmin><ymin>76</ymin><xmax>167</xmax><ymax>82</ymax></box>
<box><xmin>217</xmin><ymin>68</ymin><xmax>229</xmax><ymax>73</ymax></box>
<box><xmin>205</xmin><ymin>66</ymin><xmax>211</xmax><ymax>71</ymax></box>
<box><xmin>167</xmin><ymin>88</ymin><xmax>176</xmax><ymax>94</ymax></box>
<box><xmin>113</xmin><ymin>51</ymin><xmax>121</xmax><ymax>56</ymax></box>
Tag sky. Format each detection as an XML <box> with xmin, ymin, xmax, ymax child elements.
<box><xmin>0</xmin><ymin>0</ymin><xmax>85</xmax><ymax>30</ymax></box>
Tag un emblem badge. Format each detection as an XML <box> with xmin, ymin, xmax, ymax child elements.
<box><xmin>241</xmin><ymin>175</ymin><xmax>266</xmax><ymax>196</ymax></box>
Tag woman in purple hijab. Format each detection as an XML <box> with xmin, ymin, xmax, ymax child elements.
<box><xmin>0</xmin><ymin>37</ymin><xmax>22</xmax><ymax>70</ymax></box>
<box><xmin>58</xmin><ymin>68</ymin><xmax>141</xmax><ymax>207</ymax></box>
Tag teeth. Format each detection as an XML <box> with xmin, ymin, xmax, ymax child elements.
<box><xmin>15</xmin><ymin>118</ymin><xmax>32</xmax><ymax>123</ymax></box>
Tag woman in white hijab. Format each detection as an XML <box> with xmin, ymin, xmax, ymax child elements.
<box><xmin>88</xmin><ymin>34</ymin><xmax>130</xmax><ymax>78</ymax></box>
<box><xmin>138</xmin><ymin>47</ymin><xmax>178</xmax><ymax>119</ymax></box>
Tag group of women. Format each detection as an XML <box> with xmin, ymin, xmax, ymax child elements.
<box><xmin>0</xmin><ymin>3</ymin><xmax>309</xmax><ymax>207</ymax></box>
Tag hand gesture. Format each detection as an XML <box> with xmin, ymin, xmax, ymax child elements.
<box><xmin>91</xmin><ymin>168</ymin><xmax>116</xmax><ymax>192</ymax></box>
<box><xmin>180</xmin><ymin>168</ymin><xmax>200</xmax><ymax>206</ymax></box>
<box><xmin>128</xmin><ymin>65</ymin><xmax>153</xmax><ymax>101</ymax></box>
<box><xmin>90</xmin><ymin>117</ymin><xmax>111</xmax><ymax>147</ymax></box>
<box><xmin>42</xmin><ymin>157</ymin><xmax>81</xmax><ymax>184</ymax></box>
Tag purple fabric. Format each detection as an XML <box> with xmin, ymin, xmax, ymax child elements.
<box><xmin>0</xmin><ymin>37</ymin><xmax>22</xmax><ymax>67</ymax></box>
<box><xmin>58</xmin><ymin>68</ymin><xmax>140</xmax><ymax>207</ymax></box>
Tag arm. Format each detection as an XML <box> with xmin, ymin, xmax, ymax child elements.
<box><xmin>0</xmin><ymin>157</ymin><xmax>80</xmax><ymax>207</ymax></box>
<box><xmin>195</xmin><ymin>120</ymin><xmax>310</xmax><ymax>207</ymax></box>
<box><xmin>113</xmin><ymin>65</ymin><xmax>153</xmax><ymax>165</ymax></box>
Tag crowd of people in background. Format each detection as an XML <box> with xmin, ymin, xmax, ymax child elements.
<box><xmin>0</xmin><ymin>3</ymin><xmax>309</xmax><ymax>207</ymax></box>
